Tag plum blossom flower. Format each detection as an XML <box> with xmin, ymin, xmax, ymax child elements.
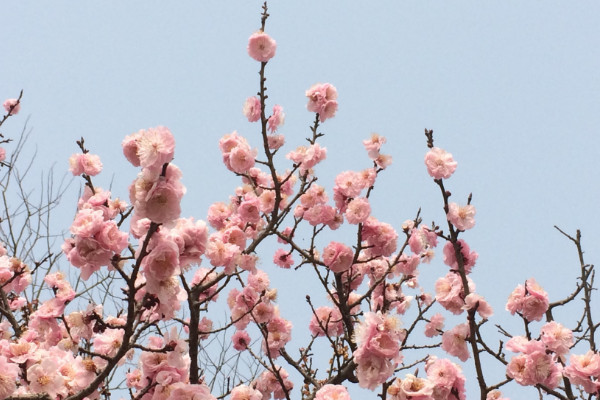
<box><xmin>268</xmin><ymin>104</ymin><xmax>285</xmax><ymax>133</ymax></box>
<box><xmin>231</xmin><ymin>385</ymin><xmax>262</xmax><ymax>400</ymax></box>
<box><xmin>506</xmin><ymin>278</ymin><xmax>549</xmax><ymax>322</ymax></box>
<box><xmin>69</xmin><ymin>153</ymin><xmax>103</xmax><ymax>176</ymax></box>
<box><xmin>315</xmin><ymin>384</ymin><xmax>351</xmax><ymax>400</ymax></box>
<box><xmin>442</xmin><ymin>323</ymin><xmax>470</xmax><ymax>361</ymax></box>
<box><xmin>3</xmin><ymin>98</ymin><xmax>20</xmax><ymax>115</ymax></box>
<box><xmin>425</xmin><ymin>147</ymin><xmax>457</xmax><ymax>179</ymax></box>
<box><xmin>0</xmin><ymin>355</ymin><xmax>19</xmax><ymax>399</ymax></box>
<box><xmin>443</xmin><ymin>239</ymin><xmax>478</xmax><ymax>274</ymax></box>
<box><xmin>345</xmin><ymin>197</ymin><xmax>371</xmax><ymax>224</ymax></box>
<box><xmin>232</xmin><ymin>331</ymin><xmax>251</xmax><ymax>351</ymax></box>
<box><xmin>424</xmin><ymin>313</ymin><xmax>444</xmax><ymax>337</ymax></box>
<box><xmin>323</xmin><ymin>241</ymin><xmax>354</xmax><ymax>273</ymax></box>
<box><xmin>306</xmin><ymin>83</ymin><xmax>338</xmax><ymax>122</ymax></box>
<box><xmin>247</xmin><ymin>31</ymin><xmax>277</xmax><ymax>62</ymax></box>
<box><xmin>243</xmin><ymin>96</ymin><xmax>261</xmax><ymax>122</ymax></box>
<box><xmin>387</xmin><ymin>375</ymin><xmax>434</xmax><ymax>400</ymax></box>
<box><xmin>447</xmin><ymin>203</ymin><xmax>476</xmax><ymax>231</ymax></box>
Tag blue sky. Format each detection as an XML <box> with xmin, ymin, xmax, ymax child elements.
<box><xmin>2</xmin><ymin>1</ymin><xmax>600</xmax><ymax>398</ymax></box>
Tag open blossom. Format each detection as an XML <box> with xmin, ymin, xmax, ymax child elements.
<box><xmin>425</xmin><ymin>147</ymin><xmax>457</xmax><ymax>179</ymax></box>
<box><xmin>3</xmin><ymin>98</ymin><xmax>20</xmax><ymax>115</ymax></box>
<box><xmin>540</xmin><ymin>321</ymin><xmax>573</xmax><ymax>360</ymax></box>
<box><xmin>443</xmin><ymin>239</ymin><xmax>478</xmax><ymax>274</ymax></box>
<box><xmin>314</xmin><ymin>384</ymin><xmax>351</xmax><ymax>400</ymax></box>
<box><xmin>447</xmin><ymin>203</ymin><xmax>476</xmax><ymax>231</ymax></box>
<box><xmin>563</xmin><ymin>350</ymin><xmax>600</xmax><ymax>394</ymax></box>
<box><xmin>387</xmin><ymin>375</ymin><xmax>434</xmax><ymax>400</ymax></box>
<box><xmin>306</xmin><ymin>83</ymin><xmax>338</xmax><ymax>122</ymax></box>
<box><xmin>0</xmin><ymin>356</ymin><xmax>19</xmax><ymax>399</ymax></box>
<box><xmin>247</xmin><ymin>31</ymin><xmax>277</xmax><ymax>62</ymax></box>
<box><xmin>69</xmin><ymin>153</ymin><xmax>103</xmax><ymax>176</ymax></box>
<box><xmin>442</xmin><ymin>323</ymin><xmax>470</xmax><ymax>361</ymax></box>
<box><xmin>424</xmin><ymin>313</ymin><xmax>444</xmax><ymax>337</ymax></box>
<box><xmin>345</xmin><ymin>197</ymin><xmax>371</xmax><ymax>224</ymax></box>
<box><xmin>268</xmin><ymin>104</ymin><xmax>285</xmax><ymax>133</ymax></box>
<box><xmin>323</xmin><ymin>241</ymin><xmax>354</xmax><ymax>273</ymax></box>
<box><xmin>309</xmin><ymin>306</ymin><xmax>343</xmax><ymax>337</ymax></box>
<box><xmin>363</xmin><ymin>133</ymin><xmax>386</xmax><ymax>160</ymax></box>
<box><xmin>243</xmin><ymin>96</ymin><xmax>261</xmax><ymax>122</ymax></box>
<box><xmin>506</xmin><ymin>278</ymin><xmax>549</xmax><ymax>322</ymax></box>
<box><xmin>231</xmin><ymin>385</ymin><xmax>262</xmax><ymax>400</ymax></box>
<box><xmin>123</xmin><ymin>126</ymin><xmax>175</xmax><ymax>171</ymax></box>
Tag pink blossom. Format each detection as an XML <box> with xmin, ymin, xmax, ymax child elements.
<box><xmin>408</xmin><ymin>226</ymin><xmax>438</xmax><ymax>255</ymax></box>
<box><xmin>424</xmin><ymin>147</ymin><xmax>457</xmax><ymax>179</ymax></box>
<box><xmin>69</xmin><ymin>153</ymin><xmax>103</xmax><ymax>176</ymax></box>
<box><xmin>425</xmin><ymin>357</ymin><xmax>466</xmax><ymax>400</ymax></box>
<box><xmin>464</xmin><ymin>293</ymin><xmax>493</xmax><ymax>319</ymax></box>
<box><xmin>309</xmin><ymin>306</ymin><xmax>344</xmax><ymax>337</ymax></box>
<box><xmin>506</xmin><ymin>278</ymin><xmax>549</xmax><ymax>322</ymax></box>
<box><xmin>238</xmin><ymin>195</ymin><xmax>261</xmax><ymax>224</ymax></box>
<box><xmin>540</xmin><ymin>321</ymin><xmax>573</xmax><ymax>360</ymax></box>
<box><xmin>267</xmin><ymin>134</ymin><xmax>285</xmax><ymax>150</ymax></box>
<box><xmin>435</xmin><ymin>272</ymin><xmax>475</xmax><ymax>315</ymax></box>
<box><xmin>142</xmin><ymin>238</ymin><xmax>180</xmax><ymax>282</ymax></box>
<box><xmin>26</xmin><ymin>358</ymin><xmax>66</xmax><ymax>398</ymax></box>
<box><xmin>2</xmin><ymin>99</ymin><xmax>20</xmax><ymax>115</ymax></box>
<box><xmin>442</xmin><ymin>323</ymin><xmax>470</xmax><ymax>361</ymax></box>
<box><xmin>323</xmin><ymin>241</ymin><xmax>354</xmax><ymax>273</ymax></box>
<box><xmin>345</xmin><ymin>197</ymin><xmax>371</xmax><ymax>224</ymax></box>
<box><xmin>563</xmin><ymin>350</ymin><xmax>600</xmax><ymax>394</ymax></box>
<box><xmin>134</xmin><ymin>126</ymin><xmax>176</xmax><ymax>171</ymax></box>
<box><xmin>306</xmin><ymin>83</ymin><xmax>338</xmax><ymax>122</ymax></box>
<box><xmin>268</xmin><ymin>104</ymin><xmax>285</xmax><ymax>133</ymax></box>
<box><xmin>247</xmin><ymin>31</ymin><xmax>277</xmax><ymax>62</ymax></box>
<box><xmin>286</xmin><ymin>143</ymin><xmax>327</xmax><ymax>174</ymax></box>
<box><xmin>229</xmin><ymin>144</ymin><xmax>257</xmax><ymax>173</ymax></box>
<box><xmin>243</xmin><ymin>96</ymin><xmax>261</xmax><ymax>122</ymax></box>
<box><xmin>363</xmin><ymin>133</ymin><xmax>386</xmax><ymax>160</ymax></box>
<box><xmin>0</xmin><ymin>355</ymin><xmax>19</xmax><ymax>399</ymax></box>
<box><xmin>232</xmin><ymin>330</ymin><xmax>251</xmax><ymax>351</ymax></box>
<box><xmin>0</xmin><ymin>148</ymin><xmax>5</xmax><ymax>163</ymax></box>
<box><xmin>361</xmin><ymin>217</ymin><xmax>398</xmax><ymax>258</ymax></box>
<box><xmin>273</xmin><ymin>248</ymin><xmax>294</xmax><ymax>269</ymax></box>
<box><xmin>387</xmin><ymin>375</ymin><xmax>434</xmax><ymax>400</ymax></box>
<box><xmin>424</xmin><ymin>313</ymin><xmax>444</xmax><ymax>338</ymax></box>
<box><xmin>231</xmin><ymin>385</ymin><xmax>262</xmax><ymax>400</ymax></box>
<box><xmin>447</xmin><ymin>203</ymin><xmax>476</xmax><ymax>231</ymax></box>
<box><xmin>314</xmin><ymin>384</ymin><xmax>351</xmax><ymax>400</ymax></box>
<box><xmin>486</xmin><ymin>390</ymin><xmax>509</xmax><ymax>400</ymax></box>
<box><xmin>262</xmin><ymin>313</ymin><xmax>292</xmax><ymax>358</ymax></box>
<box><xmin>443</xmin><ymin>239</ymin><xmax>478</xmax><ymax>274</ymax></box>
<box><xmin>168</xmin><ymin>382</ymin><xmax>216</xmax><ymax>400</ymax></box>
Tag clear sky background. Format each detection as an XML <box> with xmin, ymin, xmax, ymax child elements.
<box><xmin>2</xmin><ymin>1</ymin><xmax>600</xmax><ymax>398</ymax></box>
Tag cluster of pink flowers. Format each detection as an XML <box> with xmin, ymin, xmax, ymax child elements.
<box><xmin>442</xmin><ymin>239</ymin><xmax>478</xmax><ymax>274</ymax></box>
<box><xmin>363</xmin><ymin>133</ymin><xmax>392</xmax><ymax>169</ymax></box>
<box><xmin>353</xmin><ymin>312</ymin><xmax>404</xmax><ymax>390</ymax></box>
<box><xmin>219</xmin><ymin>131</ymin><xmax>258</xmax><ymax>174</ymax></box>
<box><xmin>505</xmin><ymin>335</ymin><xmax>563</xmax><ymax>388</ymax></box>
<box><xmin>62</xmin><ymin>186</ymin><xmax>129</xmax><ymax>280</ymax></box>
<box><xmin>387</xmin><ymin>357</ymin><xmax>466</xmax><ymax>400</ymax></box>
<box><xmin>306</xmin><ymin>83</ymin><xmax>338</xmax><ymax>122</ymax></box>
<box><xmin>505</xmin><ymin>278</ymin><xmax>549</xmax><ymax>322</ymax></box>
<box><xmin>287</xmin><ymin>142</ymin><xmax>327</xmax><ymax>175</ymax></box>
<box><xmin>68</xmin><ymin>152</ymin><xmax>103</xmax><ymax>176</ymax></box>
